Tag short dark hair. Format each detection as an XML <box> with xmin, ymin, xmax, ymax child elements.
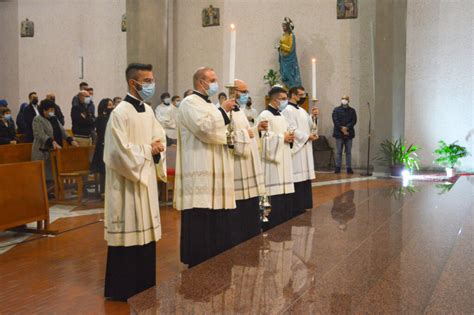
<box><xmin>87</xmin><ymin>87</ymin><xmax>94</xmax><ymax>92</ymax></box>
<box><xmin>218</xmin><ymin>92</ymin><xmax>227</xmax><ymax>99</ymax></box>
<box><xmin>288</xmin><ymin>86</ymin><xmax>305</xmax><ymax>98</ymax></box>
<box><xmin>126</xmin><ymin>63</ymin><xmax>153</xmax><ymax>82</ymax></box>
<box><xmin>79</xmin><ymin>82</ymin><xmax>89</xmax><ymax>89</ymax></box>
<box><xmin>0</xmin><ymin>107</ymin><xmax>10</xmax><ymax>116</ymax></box>
<box><xmin>183</xmin><ymin>89</ymin><xmax>193</xmax><ymax>98</ymax></box>
<box><xmin>28</xmin><ymin>91</ymin><xmax>37</xmax><ymax>99</ymax></box>
<box><xmin>268</xmin><ymin>86</ymin><xmax>287</xmax><ymax>99</ymax></box>
<box><xmin>160</xmin><ymin>92</ymin><xmax>171</xmax><ymax>100</ymax></box>
<box><xmin>171</xmin><ymin>95</ymin><xmax>180</xmax><ymax>102</ymax></box>
<box><xmin>39</xmin><ymin>99</ymin><xmax>55</xmax><ymax>113</ymax></box>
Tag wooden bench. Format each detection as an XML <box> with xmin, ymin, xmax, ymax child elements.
<box><xmin>51</xmin><ymin>146</ymin><xmax>97</xmax><ymax>204</ymax></box>
<box><xmin>0</xmin><ymin>143</ymin><xmax>32</xmax><ymax>164</ymax></box>
<box><xmin>0</xmin><ymin>161</ymin><xmax>50</xmax><ymax>231</ymax></box>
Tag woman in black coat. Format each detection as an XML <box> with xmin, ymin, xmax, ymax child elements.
<box><xmin>91</xmin><ymin>98</ymin><xmax>114</xmax><ymax>195</ymax></box>
<box><xmin>0</xmin><ymin>107</ymin><xmax>17</xmax><ymax>145</ymax></box>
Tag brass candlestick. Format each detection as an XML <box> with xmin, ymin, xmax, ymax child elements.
<box><xmin>260</xmin><ymin>128</ymin><xmax>272</xmax><ymax>222</ymax></box>
<box><xmin>310</xmin><ymin>99</ymin><xmax>319</xmax><ymax>136</ymax></box>
<box><xmin>225</xmin><ymin>84</ymin><xmax>236</xmax><ymax>149</ymax></box>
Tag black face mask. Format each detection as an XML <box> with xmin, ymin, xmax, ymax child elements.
<box><xmin>297</xmin><ymin>97</ymin><xmax>306</xmax><ymax>105</ymax></box>
<box><xmin>32</xmin><ymin>98</ymin><xmax>38</xmax><ymax>105</ymax></box>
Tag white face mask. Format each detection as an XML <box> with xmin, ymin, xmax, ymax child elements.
<box><xmin>164</xmin><ymin>98</ymin><xmax>171</xmax><ymax>105</ymax></box>
<box><xmin>48</xmin><ymin>111</ymin><xmax>55</xmax><ymax>117</ymax></box>
<box><xmin>341</xmin><ymin>99</ymin><xmax>349</xmax><ymax>106</ymax></box>
<box><xmin>175</xmin><ymin>101</ymin><xmax>181</xmax><ymax>107</ymax></box>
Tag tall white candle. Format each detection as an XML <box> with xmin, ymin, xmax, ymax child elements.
<box><xmin>229</xmin><ymin>24</ymin><xmax>236</xmax><ymax>85</ymax></box>
<box><xmin>311</xmin><ymin>58</ymin><xmax>317</xmax><ymax>100</ymax></box>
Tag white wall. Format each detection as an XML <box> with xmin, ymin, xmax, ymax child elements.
<box><xmin>0</xmin><ymin>0</ymin><xmax>127</xmax><ymax>128</ymax></box>
<box><xmin>172</xmin><ymin>0</ymin><xmax>376</xmax><ymax>168</ymax></box>
<box><xmin>0</xmin><ymin>0</ymin><xmax>20</xmax><ymax>111</ymax></box>
<box><xmin>405</xmin><ymin>0</ymin><xmax>473</xmax><ymax>171</ymax></box>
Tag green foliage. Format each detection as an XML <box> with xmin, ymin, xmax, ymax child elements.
<box><xmin>435</xmin><ymin>182</ymin><xmax>455</xmax><ymax>195</ymax></box>
<box><xmin>263</xmin><ymin>69</ymin><xmax>281</xmax><ymax>87</ymax></box>
<box><xmin>376</xmin><ymin>138</ymin><xmax>421</xmax><ymax>171</ymax></box>
<box><xmin>434</xmin><ymin>141</ymin><xmax>469</xmax><ymax>168</ymax></box>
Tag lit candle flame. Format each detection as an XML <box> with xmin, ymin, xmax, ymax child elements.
<box><xmin>312</xmin><ymin>58</ymin><xmax>316</xmax><ymax>63</ymax></box>
<box><xmin>230</xmin><ymin>24</ymin><xmax>235</xmax><ymax>30</ymax></box>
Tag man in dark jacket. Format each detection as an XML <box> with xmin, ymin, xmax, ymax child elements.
<box><xmin>23</xmin><ymin>92</ymin><xmax>40</xmax><ymax>142</ymax></box>
<box><xmin>71</xmin><ymin>90</ymin><xmax>95</xmax><ymax>146</ymax></box>
<box><xmin>46</xmin><ymin>93</ymin><xmax>65</xmax><ymax>125</ymax></box>
<box><xmin>332</xmin><ymin>95</ymin><xmax>357</xmax><ymax>174</ymax></box>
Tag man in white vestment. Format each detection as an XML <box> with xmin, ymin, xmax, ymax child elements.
<box><xmin>228</xmin><ymin>79</ymin><xmax>267</xmax><ymax>245</ymax></box>
<box><xmin>255</xmin><ymin>86</ymin><xmax>295</xmax><ymax>231</ymax></box>
<box><xmin>282</xmin><ymin>86</ymin><xmax>318</xmax><ymax>217</ymax></box>
<box><xmin>155</xmin><ymin>92</ymin><xmax>178</xmax><ymax>145</ymax></box>
<box><xmin>103</xmin><ymin>63</ymin><xmax>166</xmax><ymax>301</ymax></box>
<box><xmin>174</xmin><ymin>67</ymin><xmax>237</xmax><ymax>267</ymax></box>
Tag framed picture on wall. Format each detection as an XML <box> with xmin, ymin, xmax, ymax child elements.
<box><xmin>337</xmin><ymin>0</ymin><xmax>358</xmax><ymax>19</ymax></box>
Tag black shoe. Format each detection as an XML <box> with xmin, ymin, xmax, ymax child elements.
<box><xmin>335</xmin><ymin>167</ymin><xmax>341</xmax><ymax>174</ymax></box>
<box><xmin>347</xmin><ymin>168</ymin><xmax>354</xmax><ymax>174</ymax></box>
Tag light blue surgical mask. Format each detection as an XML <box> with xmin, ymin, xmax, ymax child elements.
<box><xmin>279</xmin><ymin>99</ymin><xmax>288</xmax><ymax>111</ymax></box>
<box><xmin>238</xmin><ymin>93</ymin><xmax>249</xmax><ymax>106</ymax></box>
<box><xmin>84</xmin><ymin>97</ymin><xmax>91</xmax><ymax>105</ymax></box>
<box><xmin>136</xmin><ymin>81</ymin><xmax>156</xmax><ymax>101</ymax></box>
<box><xmin>202</xmin><ymin>80</ymin><xmax>219</xmax><ymax>97</ymax></box>
<box><xmin>4</xmin><ymin>114</ymin><xmax>12</xmax><ymax>120</ymax></box>
<box><xmin>48</xmin><ymin>111</ymin><xmax>55</xmax><ymax>117</ymax></box>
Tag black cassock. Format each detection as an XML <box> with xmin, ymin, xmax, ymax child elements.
<box><xmin>292</xmin><ymin>180</ymin><xmax>313</xmax><ymax>217</ymax></box>
<box><xmin>262</xmin><ymin>193</ymin><xmax>294</xmax><ymax>232</ymax></box>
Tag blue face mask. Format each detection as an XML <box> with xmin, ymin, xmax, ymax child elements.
<box><xmin>202</xmin><ymin>80</ymin><xmax>219</xmax><ymax>97</ymax></box>
<box><xmin>238</xmin><ymin>93</ymin><xmax>249</xmax><ymax>106</ymax></box>
<box><xmin>4</xmin><ymin>114</ymin><xmax>12</xmax><ymax>120</ymax></box>
<box><xmin>279</xmin><ymin>99</ymin><xmax>288</xmax><ymax>111</ymax></box>
<box><xmin>136</xmin><ymin>81</ymin><xmax>156</xmax><ymax>101</ymax></box>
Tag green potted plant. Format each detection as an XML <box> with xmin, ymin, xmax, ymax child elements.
<box><xmin>263</xmin><ymin>69</ymin><xmax>281</xmax><ymax>88</ymax></box>
<box><xmin>434</xmin><ymin>140</ymin><xmax>469</xmax><ymax>177</ymax></box>
<box><xmin>377</xmin><ymin>138</ymin><xmax>421</xmax><ymax>177</ymax></box>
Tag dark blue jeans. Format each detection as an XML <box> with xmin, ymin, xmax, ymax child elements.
<box><xmin>336</xmin><ymin>138</ymin><xmax>352</xmax><ymax>168</ymax></box>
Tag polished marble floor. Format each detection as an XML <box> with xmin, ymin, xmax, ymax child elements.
<box><xmin>1</xmin><ymin>174</ymin><xmax>472</xmax><ymax>314</ymax></box>
<box><xmin>129</xmin><ymin>176</ymin><xmax>474</xmax><ymax>314</ymax></box>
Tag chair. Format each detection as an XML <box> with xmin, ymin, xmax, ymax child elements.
<box><xmin>313</xmin><ymin>135</ymin><xmax>336</xmax><ymax>170</ymax></box>
<box><xmin>50</xmin><ymin>146</ymin><xmax>97</xmax><ymax>204</ymax></box>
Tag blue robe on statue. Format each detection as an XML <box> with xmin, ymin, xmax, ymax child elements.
<box><xmin>279</xmin><ymin>33</ymin><xmax>302</xmax><ymax>88</ymax></box>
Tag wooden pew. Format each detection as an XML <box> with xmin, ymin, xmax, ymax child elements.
<box><xmin>0</xmin><ymin>143</ymin><xmax>32</xmax><ymax>164</ymax></box>
<box><xmin>0</xmin><ymin>161</ymin><xmax>50</xmax><ymax>231</ymax></box>
<box><xmin>51</xmin><ymin>146</ymin><xmax>97</xmax><ymax>204</ymax></box>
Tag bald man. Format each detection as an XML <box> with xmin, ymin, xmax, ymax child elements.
<box><xmin>45</xmin><ymin>93</ymin><xmax>65</xmax><ymax>125</ymax></box>
<box><xmin>225</xmin><ymin>79</ymin><xmax>268</xmax><ymax>245</ymax></box>
<box><xmin>174</xmin><ymin>67</ymin><xmax>237</xmax><ymax>267</ymax></box>
<box><xmin>71</xmin><ymin>90</ymin><xmax>95</xmax><ymax>146</ymax></box>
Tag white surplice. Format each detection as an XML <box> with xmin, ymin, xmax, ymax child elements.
<box><xmin>174</xmin><ymin>94</ymin><xmax>235</xmax><ymax>210</ymax></box>
<box><xmin>103</xmin><ymin>100</ymin><xmax>166</xmax><ymax>247</ymax></box>
<box><xmin>282</xmin><ymin>104</ymin><xmax>316</xmax><ymax>183</ymax></box>
<box><xmin>154</xmin><ymin>103</ymin><xmax>178</xmax><ymax>139</ymax></box>
<box><xmin>255</xmin><ymin>108</ymin><xmax>294</xmax><ymax>196</ymax></box>
<box><xmin>231</xmin><ymin>110</ymin><xmax>265</xmax><ymax>200</ymax></box>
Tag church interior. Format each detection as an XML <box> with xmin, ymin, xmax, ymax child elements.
<box><xmin>0</xmin><ymin>0</ymin><xmax>473</xmax><ymax>314</ymax></box>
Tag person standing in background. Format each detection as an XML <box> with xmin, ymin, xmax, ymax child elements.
<box><xmin>332</xmin><ymin>95</ymin><xmax>357</xmax><ymax>174</ymax></box>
